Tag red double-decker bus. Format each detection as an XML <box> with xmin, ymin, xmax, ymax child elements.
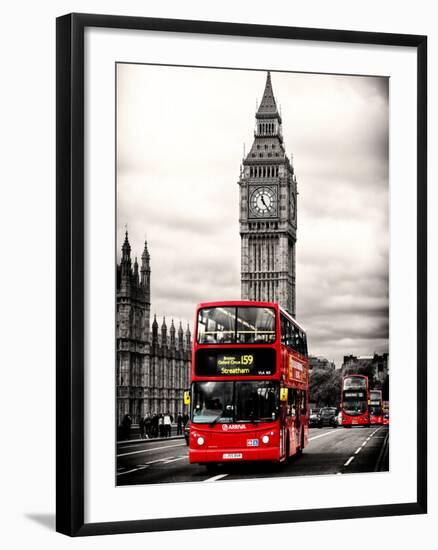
<box><xmin>369</xmin><ymin>389</ymin><xmax>383</xmax><ymax>425</ymax></box>
<box><xmin>186</xmin><ymin>300</ymin><xmax>309</xmax><ymax>469</ymax></box>
<box><xmin>341</xmin><ymin>375</ymin><xmax>370</xmax><ymax>427</ymax></box>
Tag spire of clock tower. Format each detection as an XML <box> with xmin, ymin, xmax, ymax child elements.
<box><xmin>257</xmin><ymin>71</ymin><xmax>280</xmax><ymax>119</ymax></box>
<box><xmin>239</xmin><ymin>71</ymin><xmax>297</xmax><ymax>317</ymax></box>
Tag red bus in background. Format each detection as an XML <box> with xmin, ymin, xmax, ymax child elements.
<box><xmin>187</xmin><ymin>301</ymin><xmax>309</xmax><ymax>470</ymax></box>
<box><xmin>382</xmin><ymin>400</ymin><xmax>390</xmax><ymax>426</ymax></box>
<box><xmin>369</xmin><ymin>389</ymin><xmax>383</xmax><ymax>425</ymax></box>
<box><xmin>341</xmin><ymin>375</ymin><xmax>370</xmax><ymax>427</ymax></box>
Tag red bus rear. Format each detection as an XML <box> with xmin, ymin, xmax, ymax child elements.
<box><xmin>187</xmin><ymin>301</ymin><xmax>309</xmax><ymax>468</ymax></box>
<box><xmin>369</xmin><ymin>389</ymin><xmax>383</xmax><ymax>425</ymax></box>
<box><xmin>341</xmin><ymin>374</ymin><xmax>370</xmax><ymax>427</ymax></box>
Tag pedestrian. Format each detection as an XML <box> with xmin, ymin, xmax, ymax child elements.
<box><xmin>158</xmin><ymin>414</ymin><xmax>165</xmax><ymax>438</ymax></box>
<box><xmin>163</xmin><ymin>411</ymin><xmax>172</xmax><ymax>437</ymax></box>
<box><xmin>139</xmin><ymin>415</ymin><xmax>145</xmax><ymax>439</ymax></box>
<box><xmin>177</xmin><ymin>413</ymin><xmax>183</xmax><ymax>435</ymax></box>
<box><xmin>151</xmin><ymin>414</ymin><xmax>159</xmax><ymax>438</ymax></box>
<box><xmin>144</xmin><ymin>414</ymin><xmax>151</xmax><ymax>438</ymax></box>
<box><xmin>183</xmin><ymin>412</ymin><xmax>189</xmax><ymax>427</ymax></box>
<box><xmin>121</xmin><ymin>413</ymin><xmax>132</xmax><ymax>440</ymax></box>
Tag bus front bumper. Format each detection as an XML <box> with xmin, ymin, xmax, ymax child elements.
<box><xmin>342</xmin><ymin>415</ymin><xmax>369</xmax><ymax>426</ymax></box>
<box><xmin>189</xmin><ymin>446</ymin><xmax>280</xmax><ymax>464</ymax></box>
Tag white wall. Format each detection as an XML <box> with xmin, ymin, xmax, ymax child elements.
<box><xmin>0</xmin><ymin>0</ymin><xmax>435</xmax><ymax>548</ymax></box>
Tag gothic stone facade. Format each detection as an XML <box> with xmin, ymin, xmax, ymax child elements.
<box><xmin>239</xmin><ymin>72</ymin><xmax>298</xmax><ymax>316</ymax></box>
<box><xmin>116</xmin><ymin>232</ymin><xmax>191</xmax><ymax>425</ymax></box>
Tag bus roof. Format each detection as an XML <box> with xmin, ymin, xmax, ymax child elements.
<box><xmin>195</xmin><ymin>300</ymin><xmax>307</xmax><ymax>332</ymax></box>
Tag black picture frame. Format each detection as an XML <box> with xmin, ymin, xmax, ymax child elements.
<box><xmin>56</xmin><ymin>13</ymin><xmax>427</xmax><ymax>537</ymax></box>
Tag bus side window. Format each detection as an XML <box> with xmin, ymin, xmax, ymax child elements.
<box><xmin>295</xmin><ymin>329</ymin><xmax>306</xmax><ymax>356</ymax></box>
<box><xmin>296</xmin><ymin>391</ymin><xmax>302</xmax><ymax>416</ymax></box>
<box><xmin>281</xmin><ymin>315</ymin><xmax>287</xmax><ymax>345</ymax></box>
<box><xmin>303</xmin><ymin>333</ymin><xmax>308</xmax><ymax>356</ymax></box>
<box><xmin>291</xmin><ymin>323</ymin><xmax>298</xmax><ymax>351</ymax></box>
<box><xmin>287</xmin><ymin>320</ymin><xmax>294</xmax><ymax>348</ymax></box>
<box><xmin>288</xmin><ymin>389</ymin><xmax>296</xmax><ymax>416</ymax></box>
<box><xmin>300</xmin><ymin>391</ymin><xmax>307</xmax><ymax>414</ymax></box>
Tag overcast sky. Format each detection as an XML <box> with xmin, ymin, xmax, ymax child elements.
<box><xmin>117</xmin><ymin>64</ymin><xmax>389</xmax><ymax>368</ymax></box>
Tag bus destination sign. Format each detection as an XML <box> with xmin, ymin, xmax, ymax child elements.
<box><xmin>195</xmin><ymin>348</ymin><xmax>276</xmax><ymax>377</ymax></box>
<box><xmin>344</xmin><ymin>391</ymin><xmax>365</xmax><ymax>398</ymax></box>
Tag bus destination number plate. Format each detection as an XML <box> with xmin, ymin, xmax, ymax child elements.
<box><xmin>247</xmin><ymin>439</ymin><xmax>259</xmax><ymax>447</ymax></box>
<box><xmin>222</xmin><ymin>453</ymin><xmax>243</xmax><ymax>459</ymax></box>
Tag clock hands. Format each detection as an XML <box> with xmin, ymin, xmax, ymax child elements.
<box><xmin>260</xmin><ymin>194</ymin><xmax>272</xmax><ymax>211</ymax></box>
<box><xmin>252</xmin><ymin>189</ymin><xmax>275</xmax><ymax>216</ymax></box>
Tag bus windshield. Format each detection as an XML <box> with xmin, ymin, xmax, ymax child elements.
<box><xmin>343</xmin><ymin>377</ymin><xmax>366</xmax><ymax>390</ymax></box>
<box><xmin>197</xmin><ymin>307</ymin><xmax>276</xmax><ymax>344</ymax></box>
<box><xmin>342</xmin><ymin>394</ymin><xmax>367</xmax><ymax>415</ymax></box>
<box><xmin>192</xmin><ymin>381</ymin><xmax>279</xmax><ymax>424</ymax></box>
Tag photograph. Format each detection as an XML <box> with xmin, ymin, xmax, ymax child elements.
<box><xmin>115</xmin><ymin>64</ymin><xmax>390</xmax><ymax>485</ymax></box>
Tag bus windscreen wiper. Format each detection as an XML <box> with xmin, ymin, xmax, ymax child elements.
<box><xmin>209</xmin><ymin>413</ymin><xmax>224</xmax><ymax>427</ymax></box>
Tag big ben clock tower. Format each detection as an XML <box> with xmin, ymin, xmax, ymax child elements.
<box><xmin>239</xmin><ymin>72</ymin><xmax>297</xmax><ymax>317</ymax></box>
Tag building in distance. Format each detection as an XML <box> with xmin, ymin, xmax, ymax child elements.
<box><xmin>309</xmin><ymin>355</ymin><xmax>336</xmax><ymax>371</ymax></box>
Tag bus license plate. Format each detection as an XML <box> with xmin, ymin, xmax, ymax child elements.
<box><xmin>247</xmin><ymin>439</ymin><xmax>259</xmax><ymax>447</ymax></box>
<box><xmin>222</xmin><ymin>453</ymin><xmax>243</xmax><ymax>459</ymax></box>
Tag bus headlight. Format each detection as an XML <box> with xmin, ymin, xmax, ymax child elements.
<box><xmin>262</xmin><ymin>435</ymin><xmax>270</xmax><ymax>444</ymax></box>
<box><xmin>197</xmin><ymin>436</ymin><xmax>205</xmax><ymax>446</ymax></box>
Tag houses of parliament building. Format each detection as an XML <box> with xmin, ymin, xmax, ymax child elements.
<box><xmin>116</xmin><ymin>231</ymin><xmax>192</xmax><ymax>425</ymax></box>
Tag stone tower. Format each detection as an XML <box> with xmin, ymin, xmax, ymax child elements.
<box><xmin>116</xmin><ymin>231</ymin><xmax>192</xmax><ymax>425</ymax></box>
<box><xmin>239</xmin><ymin>71</ymin><xmax>297</xmax><ymax>317</ymax></box>
<box><xmin>116</xmin><ymin>232</ymin><xmax>152</xmax><ymax>422</ymax></box>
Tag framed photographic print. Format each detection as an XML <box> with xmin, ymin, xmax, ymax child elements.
<box><xmin>56</xmin><ymin>13</ymin><xmax>427</xmax><ymax>536</ymax></box>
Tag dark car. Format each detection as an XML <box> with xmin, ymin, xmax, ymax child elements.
<box><xmin>318</xmin><ymin>407</ymin><xmax>338</xmax><ymax>428</ymax></box>
<box><xmin>309</xmin><ymin>409</ymin><xmax>320</xmax><ymax>428</ymax></box>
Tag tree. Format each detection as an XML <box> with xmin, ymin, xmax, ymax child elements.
<box><xmin>309</xmin><ymin>367</ymin><xmax>342</xmax><ymax>408</ymax></box>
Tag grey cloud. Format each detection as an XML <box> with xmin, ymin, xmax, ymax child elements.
<box><xmin>117</xmin><ymin>65</ymin><xmax>389</xmax><ymax>367</ymax></box>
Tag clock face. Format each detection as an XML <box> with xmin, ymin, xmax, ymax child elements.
<box><xmin>249</xmin><ymin>186</ymin><xmax>277</xmax><ymax>218</ymax></box>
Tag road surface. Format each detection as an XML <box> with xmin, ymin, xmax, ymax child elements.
<box><xmin>117</xmin><ymin>425</ymin><xmax>389</xmax><ymax>485</ymax></box>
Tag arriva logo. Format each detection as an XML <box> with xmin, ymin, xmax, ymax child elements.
<box><xmin>222</xmin><ymin>424</ymin><xmax>247</xmax><ymax>431</ymax></box>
